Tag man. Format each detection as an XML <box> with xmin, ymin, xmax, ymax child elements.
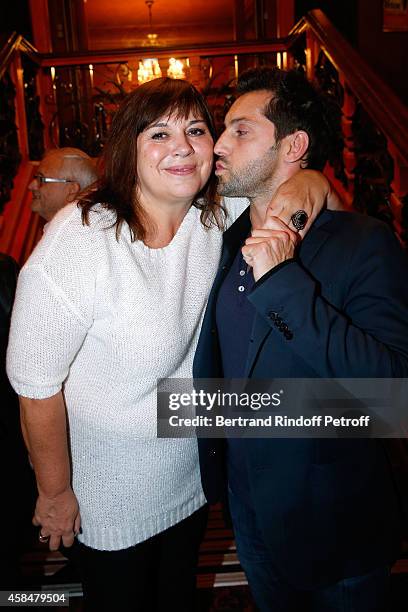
<box><xmin>194</xmin><ymin>68</ymin><xmax>408</xmax><ymax>611</ymax></box>
<box><xmin>29</xmin><ymin>147</ymin><xmax>97</xmax><ymax>221</ymax></box>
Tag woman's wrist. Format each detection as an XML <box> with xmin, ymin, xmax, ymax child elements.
<box><xmin>37</xmin><ymin>484</ymin><xmax>72</xmax><ymax>499</ymax></box>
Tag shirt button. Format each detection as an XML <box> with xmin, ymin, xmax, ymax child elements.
<box><xmin>238</xmin><ymin>285</ymin><xmax>245</xmax><ymax>292</ymax></box>
<box><xmin>239</xmin><ymin>270</ymin><xmax>245</xmax><ymax>276</ymax></box>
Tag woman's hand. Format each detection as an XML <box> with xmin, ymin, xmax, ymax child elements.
<box><xmin>244</xmin><ymin>170</ymin><xmax>344</xmax><ymax>281</ymax></box>
<box><xmin>33</xmin><ymin>487</ymin><xmax>81</xmax><ymax>551</ymax></box>
<box><xmin>266</xmin><ymin>169</ymin><xmax>337</xmax><ymax>238</ymax></box>
<box><xmin>19</xmin><ymin>392</ymin><xmax>77</xmax><ymax>551</ymax></box>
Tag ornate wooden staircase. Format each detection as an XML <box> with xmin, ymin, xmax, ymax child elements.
<box><xmin>1</xmin><ymin>9</ymin><xmax>408</xmax><ymax>265</ymax></box>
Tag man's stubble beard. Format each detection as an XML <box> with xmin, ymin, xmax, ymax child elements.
<box><xmin>216</xmin><ymin>143</ymin><xmax>280</xmax><ymax>199</ymax></box>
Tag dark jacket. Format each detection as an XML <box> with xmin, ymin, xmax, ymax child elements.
<box><xmin>0</xmin><ymin>253</ymin><xmax>36</xmax><ymax>588</ymax></box>
<box><xmin>0</xmin><ymin>253</ymin><xmax>20</xmax><ymax>438</ymax></box>
<box><xmin>194</xmin><ymin>209</ymin><xmax>408</xmax><ymax>588</ymax></box>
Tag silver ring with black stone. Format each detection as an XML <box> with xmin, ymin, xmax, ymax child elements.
<box><xmin>290</xmin><ymin>210</ymin><xmax>309</xmax><ymax>231</ymax></box>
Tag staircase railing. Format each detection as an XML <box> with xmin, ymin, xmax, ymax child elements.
<box><xmin>288</xmin><ymin>9</ymin><xmax>408</xmax><ymax>240</ymax></box>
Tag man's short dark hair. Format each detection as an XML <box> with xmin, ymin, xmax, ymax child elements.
<box><xmin>237</xmin><ymin>67</ymin><xmax>342</xmax><ymax>171</ymax></box>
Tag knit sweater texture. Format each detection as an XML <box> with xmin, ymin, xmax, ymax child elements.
<box><xmin>7</xmin><ymin>199</ymin><xmax>247</xmax><ymax>550</ymax></box>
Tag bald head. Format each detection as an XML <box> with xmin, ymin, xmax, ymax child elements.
<box><xmin>29</xmin><ymin>148</ymin><xmax>98</xmax><ymax>221</ymax></box>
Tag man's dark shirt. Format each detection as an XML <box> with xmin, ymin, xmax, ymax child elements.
<box><xmin>216</xmin><ymin>245</ymin><xmax>256</xmax><ymax>506</ymax></box>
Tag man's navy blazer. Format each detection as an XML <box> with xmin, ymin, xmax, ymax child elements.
<box><xmin>193</xmin><ymin>207</ymin><xmax>408</xmax><ymax>588</ymax></box>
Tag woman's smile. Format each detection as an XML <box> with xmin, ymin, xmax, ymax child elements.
<box><xmin>164</xmin><ymin>164</ymin><xmax>197</xmax><ymax>176</ymax></box>
<box><xmin>137</xmin><ymin>111</ymin><xmax>214</xmax><ymax>205</ymax></box>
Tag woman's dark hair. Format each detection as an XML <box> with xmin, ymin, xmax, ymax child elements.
<box><xmin>237</xmin><ymin>67</ymin><xmax>343</xmax><ymax>171</ymax></box>
<box><xmin>79</xmin><ymin>77</ymin><xmax>223</xmax><ymax>240</ymax></box>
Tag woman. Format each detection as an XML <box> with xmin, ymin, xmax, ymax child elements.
<box><xmin>7</xmin><ymin>78</ymin><xmax>331</xmax><ymax>610</ymax></box>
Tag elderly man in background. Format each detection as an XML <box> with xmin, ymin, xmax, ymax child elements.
<box><xmin>29</xmin><ymin>147</ymin><xmax>97</xmax><ymax>221</ymax></box>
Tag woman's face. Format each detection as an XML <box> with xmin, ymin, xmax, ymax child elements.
<box><xmin>136</xmin><ymin>110</ymin><xmax>214</xmax><ymax>207</ymax></box>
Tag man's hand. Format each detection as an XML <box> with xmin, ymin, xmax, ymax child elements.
<box><xmin>242</xmin><ymin>216</ymin><xmax>299</xmax><ymax>282</ymax></box>
<box><xmin>33</xmin><ymin>487</ymin><xmax>81</xmax><ymax>551</ymax></box>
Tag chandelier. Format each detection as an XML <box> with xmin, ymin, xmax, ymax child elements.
<box><xmin>137</xmin><ymin>1</ymin><xmax>188</xmax><ymax>85</ymax></box>
<box><xmin>143</xmin><ymin>1</ymin><xmax>160</xmax><ymax>47</ymax></box>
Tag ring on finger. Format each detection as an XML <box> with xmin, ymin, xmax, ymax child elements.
<box><xmin>290</xmin><ymin>210</ymin><xmax>309</xmax><ymax>231</ymax></box>
<box><xmin>39</xmin><ymin>531</ymin><xmax>50</xmax><ymax>543</ymax></box>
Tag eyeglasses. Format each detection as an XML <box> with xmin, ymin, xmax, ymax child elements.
<box><xmin>33</xmin><ymin>175</ymin><xmax>74</xmax><ymax>185</ymax></box>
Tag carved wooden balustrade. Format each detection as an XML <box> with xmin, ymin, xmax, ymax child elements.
<box><xmin>1</xmin><ymin>9</ymin><xmax>407</xmax><ymax>263</ymax></box>
<box><xmin>0</xmin><ymin>32</ymin><xmax>45</xmax><ymax>262</ymax></box>
<box><xmin>290</xmin><ymin>10</ymin><xmax>408</xmax><ymax>243</ymax></box>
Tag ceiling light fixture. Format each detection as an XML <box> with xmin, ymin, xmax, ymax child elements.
<box><xmin>138</xmin><ymin>1</ymin><xmax>162</xmax><ymax>84</ymax></box>
<box><xmin>137</xmin><ymin>1</ymin><xmax>188</xmax><ymax>85</ymax></box>
<box><xmin>143</xmin><ymin>0</ymin><xmax>160</xmax><ymax>47</ymax></box>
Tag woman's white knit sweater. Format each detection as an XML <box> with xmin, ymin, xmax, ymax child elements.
<box><xmin>7</xmin><ymin>199</ymin><xmax>246</xmax><ymax>551</ymax></box>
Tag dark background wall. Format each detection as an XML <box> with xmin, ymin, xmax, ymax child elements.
<box><xmin>1</xmin><ymin>2</ymin><xmax>32</xmax><ymax>40</ymax></box>
<box><xmin>295</xmin><ymin>0</ymin><xmax>357</xmax><ymax>43</ymax></box>
<box><xmin>357</xmin><ymin>0</ymin><xmax>408</xmax><ymax>105</ymax></box>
